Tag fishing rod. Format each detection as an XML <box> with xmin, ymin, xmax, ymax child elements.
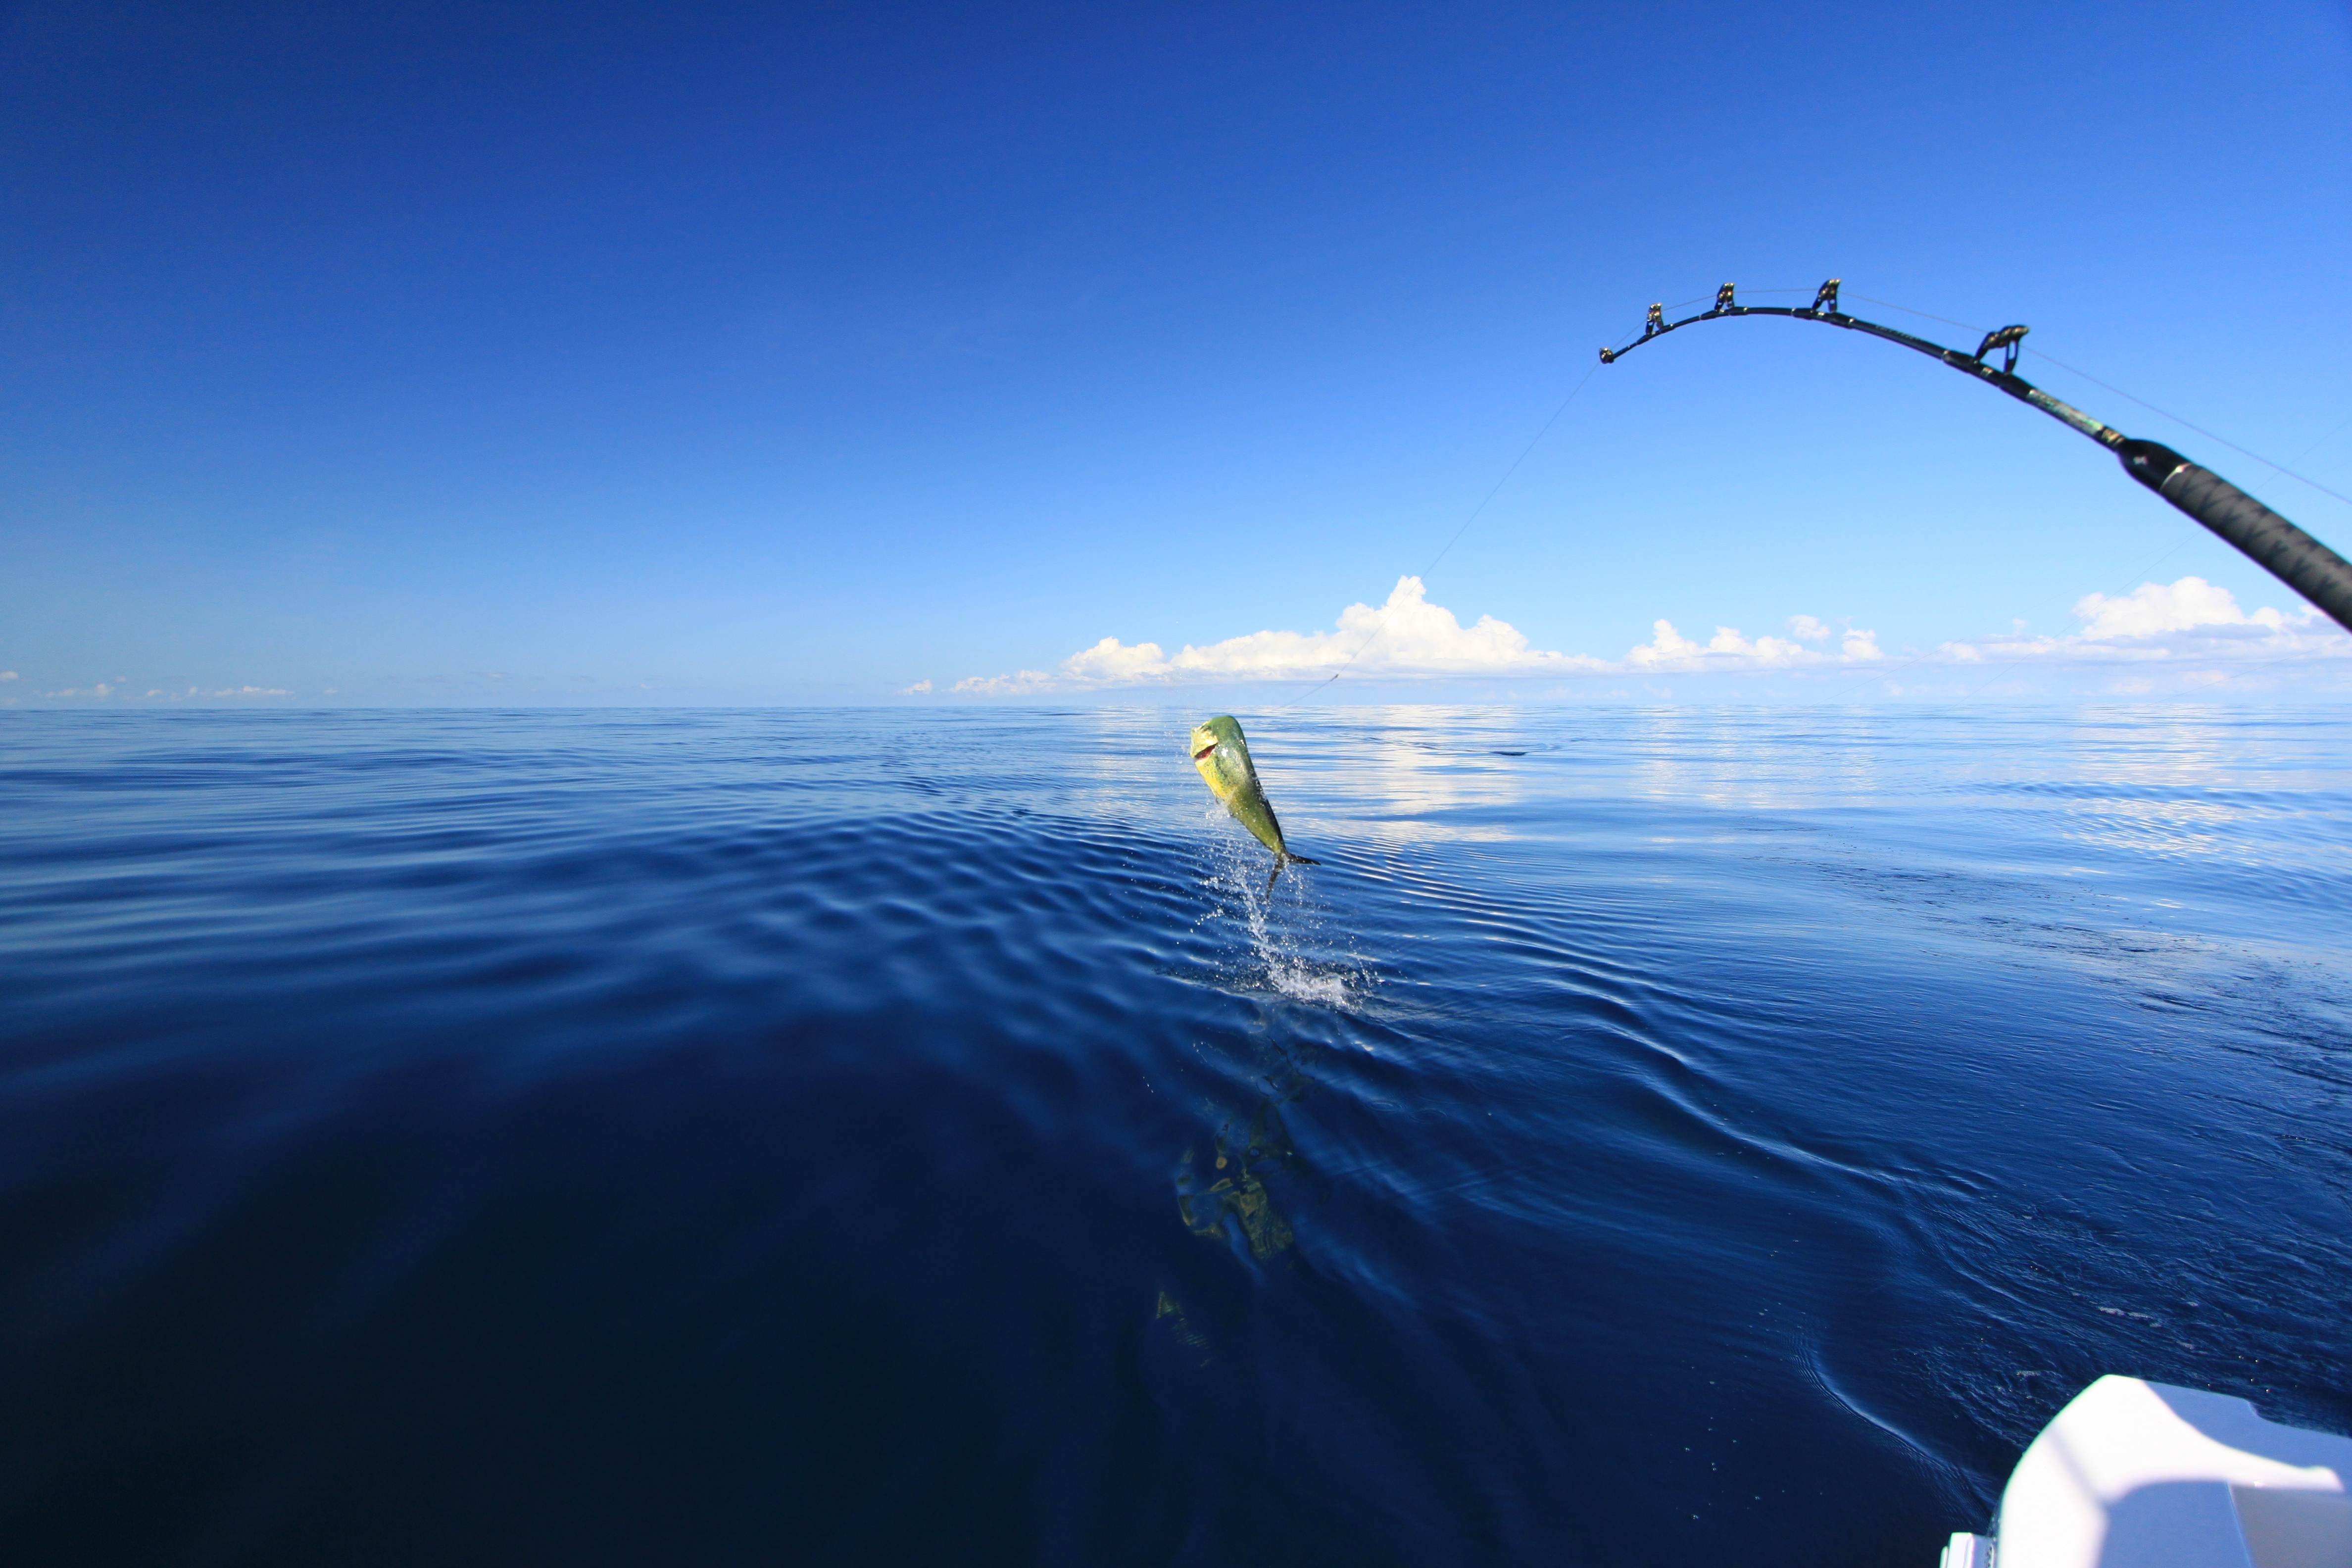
<box><xmin>1599</xmin><ymin>280</ymin><xmax>2352</xmax><ymax>637</ymax></box>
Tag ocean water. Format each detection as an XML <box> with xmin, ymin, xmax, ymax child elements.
<box><xmin>3</xmin><ymin>705</ymin><xmax>2348</xmax><ymax>1567</ymax></box>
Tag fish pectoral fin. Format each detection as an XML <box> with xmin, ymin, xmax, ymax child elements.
<box><xmin>1283</xmin><ymin>852</ymin><xmax>1320</xmax><ymax>866</ymax></box>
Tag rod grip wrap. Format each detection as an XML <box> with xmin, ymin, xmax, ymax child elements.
<box><xmin>2115</xmin><ymin>440</ymin><xmax>2352</xmax><ymax>637</ymax></box>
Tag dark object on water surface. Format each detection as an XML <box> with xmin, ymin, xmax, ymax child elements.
<box><xmin>1600</xmin><ymin>281</ymin><xmax>2352</xmax><ymax>637</ymax></box>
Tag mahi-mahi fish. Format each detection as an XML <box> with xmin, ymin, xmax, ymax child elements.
<box><xmin>1189</xmin><ymin>715</ymin><xmax>1319</xmax><ymax>891</ymax></box>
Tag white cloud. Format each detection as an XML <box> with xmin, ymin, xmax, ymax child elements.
<box><xmin>1947</xmin><ymin>577</ymin><xmax>2337</xmax><ymax>665</ymax></box>
<box><xmin>1064</xmin><ymin>637</ymin><xmax>1178</xmax><ymax>681</ymax></box>
<box><xmin>1623</xmin><ymin>619</ymin><xmax>1701</xmax><ymax>666</ymax></box>
<box><xmin>2073</xmin><ymin>576</ymin><xmax>2285</xmax><ymax>640</ymax></box>
<box><xmin>952</xmin><ymin>669</ymin><xmax>1055</xmax><ymax>695</ymax></box>
<box><xmin>44</xmin><ymin>681</ymin><xmax>291</xmax><ymax>700</ymax></box>
<box><xmin>0</xmin><ymin>671</ymin><xmax>16</xmax><ymax>682</ymax></box>
<box><xmin>945</xmin><ymin>572</ymin><xmax>2346</xmax><ymax>696</ymax></box>
<box><xmin>1032</xmin><ymin>576</ymin><xmax>1603</xmax><ymax>687</ymax></box>
<box><xmin>900</xmin><ymin>679</ymin><xmax>934</xmax><ymax>694</ymax></box>
<box><xmin>1623</xmin><ymin>617</ymin><xmax>1877</xmax><ymax>671</ymax></box>
<box><xmin>952</xmin><ymin>577</ymin><xmax>1901</xmax><ymax>691</ymax></box>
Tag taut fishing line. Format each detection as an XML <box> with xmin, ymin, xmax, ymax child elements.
<box><xmin>1599</xmin><ymin>278</ymin><xmax>2352</xmax><ymax>637</ymax></box>
<box><xmin>1275</xmin><ymin>357</ymin><xmax>1603</xmax><ymax>710</ymax></box>
<box><xmin>1261</xmin><ymin>280</ymin><xmax>2349</xmax><ymax>714</ymax></box>
<box><xmin>2022</xmin><ymin>350</ymin><xmax>2352</xmax><ymax>513</ymax></box>
<box><xmin>1849</xmin><ymin>292</ymin><xmax>2350</xmax><ymax>512</ymax></box>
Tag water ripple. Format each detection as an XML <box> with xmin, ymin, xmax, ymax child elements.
<box><xmin>1</xmin><ymin>705</ymin><xmax>2348</xmax><ymax>1566</ymax></box>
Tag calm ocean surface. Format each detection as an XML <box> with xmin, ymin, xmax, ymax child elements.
<box><xmin>3</xmin><ymin>706</ymin><xmax>2348</xmax><ymax>1566</ymax></box>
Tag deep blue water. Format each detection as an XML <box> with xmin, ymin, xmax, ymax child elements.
<box><xmin>3</xmin><ymin>706</ymin><xmax>2349</xmax><ymax>1567</ymax></box>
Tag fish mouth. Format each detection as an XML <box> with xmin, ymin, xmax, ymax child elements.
<box><xmin>1191</xmin><ymin>743</ymin><xmax>1218</xmax><ymax>761</ymax></box>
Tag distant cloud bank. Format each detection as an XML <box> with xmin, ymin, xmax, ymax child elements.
<box><xmin>34</xmin><ymin>682</ymin><xmax>294</xmax><ymax>701</ymax></box>
<box><xmin>1621</xmin><ymin>611</ymin><xmax>1882</xmax><ymax>671</ymax></box>
<box><xmin>1939</xmin><ymin>576</ymin><xmax>2335</xmax><ymax>665</ymax></box>
<box><xmin>929</xmin><ymin>574</ymin><xmax>2340</xmax><ymax>694</ymax></box>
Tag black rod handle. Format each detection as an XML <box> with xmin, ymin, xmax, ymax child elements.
<box><xmin>2119</xmin><ymin>440</ymin><xmax>2352</xmax><ymax>637</ymax></box>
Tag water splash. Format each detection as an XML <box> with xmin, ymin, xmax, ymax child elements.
<box><xmin>10</xmin><ymin>706</ymin><xmax>2351</xmax><ymax>1567</ymax></box>
<box><xmin>1195</xmin><ymin>803</ymin><xmax>1368</xmax><ymax>1008</ymax></box>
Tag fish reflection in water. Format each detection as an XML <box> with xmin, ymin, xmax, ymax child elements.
<box><xmin>1174</xmin><ymin>1079</ymin><xmax>1304</xmax><ymax>1263</ymax></box>
<box><xmin>1152</xmin><ymin>1054</ymin><xmax>1314</xmax><ymax>1370</ymax></box>
<box><xmin>1151</xmin><ymin>1290</ymin><xmax>1213</xmax><ymax>1369</ymax></box>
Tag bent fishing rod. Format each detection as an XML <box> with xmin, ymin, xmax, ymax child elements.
<box><xmin>1599</xmin><ymin>280</ymin><xmax>2352</xmax><ymax>637</ymax></box>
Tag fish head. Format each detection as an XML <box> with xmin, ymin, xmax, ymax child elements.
<box><xmin>1188</xmin><ymin>714</ymin><xmax>1244</xmax><ymax>763</ymax></box>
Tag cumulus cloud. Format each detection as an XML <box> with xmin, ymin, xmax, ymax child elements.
<box><xmin>997</xmin><ymin>577</ymin><xmax>1604</xmax><ymax>690</ymax></box>
<box><xmin>900</xmin><ymin>679</ymin><xmax>934</xmax><ymax>694</ymax></box>
<box><xmin>1940</xmin><ymin>577</ymin><xmax>2337</xmax><ymax>665</ymax></box>
<box><xmin>1064</xmin><ymin>637</ymin><xmax>1180</xmax><ymax>681</ymax></box>
<box><xmin>952</xmin><ymin>578</ymin><xmax>1902</xmax><ymax>691</ymax></box>
<box><xmin>1622</xmin><ymin>615</ymin><xmax>1879</xmax><ymax>671</ymax></box>
<box><xmin>946</xmin><ymin>572</ymin><xmax>2344</xmax><ymax>696</ymax></box>
<box><xmin>0</xmin><ymin>671</ymin><xmax>16</xmax><ymax>682</ymax></box>
<box><xmin>2074</xmin><ymin>576</ymin><xmax>2286</xmax><ymax>640</ymax></box>
<box><xmin>214</xmin><ymin>686</ymin><xmax>292</xmax><ymax>696</ymax></box>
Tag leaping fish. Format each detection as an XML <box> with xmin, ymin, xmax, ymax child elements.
<box><xmin>1189</xmin><ymin>715</ymin><xmax>1319</xmax><ymax>892</ymax></box>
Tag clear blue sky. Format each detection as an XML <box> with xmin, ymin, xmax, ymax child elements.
<box><xmin>5</xmin><ymin>0</ymin><xmax>2350</xmax><ymax>704</ymax></box>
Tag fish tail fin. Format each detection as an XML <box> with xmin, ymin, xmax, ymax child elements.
<box><xmin>1265</xmin><ymin>850</ymin><xmax>1317</xmax><ymax>894</ymax></box>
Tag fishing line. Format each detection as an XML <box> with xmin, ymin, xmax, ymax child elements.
<box><xmin>1852</xmin><ymin>290</ymin><xmax>2350</xmax><ymax>511</ymax></box>
<box><xmin>2021</xmin><ymin>350</ymin><xmax>2352</xmax><ymax>512</ymax></box>
<box><xmin>1845</xmin><ymin>288</ymin><xmax>2352</xmax><ymax>628</ymax></box>
<box><xmin>2289</xmin><ymin>411</ymin><xmax>2352</xmax><ymax>466</ymax></box>
<box><xmin>1848</xmin><ymin>292</ymin><xmax>2306</xmax><ymax>690</ymax></box>
<box><xmin>2110</xmin><ymin>537</ymin><xmax>2192</xmax><ymax>598</ymax></box>
<box><xmin>1847</xmin><ymin>291</ymin><xmax>2252</xmax><ymax>639</ymax></box>
<box><xmin>1274</xmin><ymin>358</ymin><xmax>1603</xmax><ymax>709</ymax></box>
<box><xmin>1611</xmin><ymin>282</ymin><xmax>2352</xmax><ymax>686</ymax></box>
<box><xmin>1270</xmin><ymin>288</ymin><xmax>1875</xmax><ymax>710</ymax></box>
<box><xmin>1846</xmin><ymin>293</ymin><xmax>1985</xmax><ymax>335</ymax></box>
<box><xmin>1263</xmin><ymin>283</ymin><xmax>2343</xmax><ymax>711</ymax></box>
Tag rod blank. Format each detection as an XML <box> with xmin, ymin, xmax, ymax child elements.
<box><xmin>2121</xmin><ymin>441</ymin><xmax>2352</xmax><ymax>636</ymax></box>
<box><xmin>1602</xmin><ymin>286</ymin><xmax>2352</xmax><ymax>637</ymax></box>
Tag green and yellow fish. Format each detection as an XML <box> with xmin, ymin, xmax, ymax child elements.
<box><xmin>1189</xmin><ymin>715</ymin><xmax>1318</xmax><ymax>889</ymax></box>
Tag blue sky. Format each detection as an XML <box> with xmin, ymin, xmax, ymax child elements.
<box><xmin>4</xmin><ymin>0</ymin><xmax>2350</xmax><ymax>705</ymax></box>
